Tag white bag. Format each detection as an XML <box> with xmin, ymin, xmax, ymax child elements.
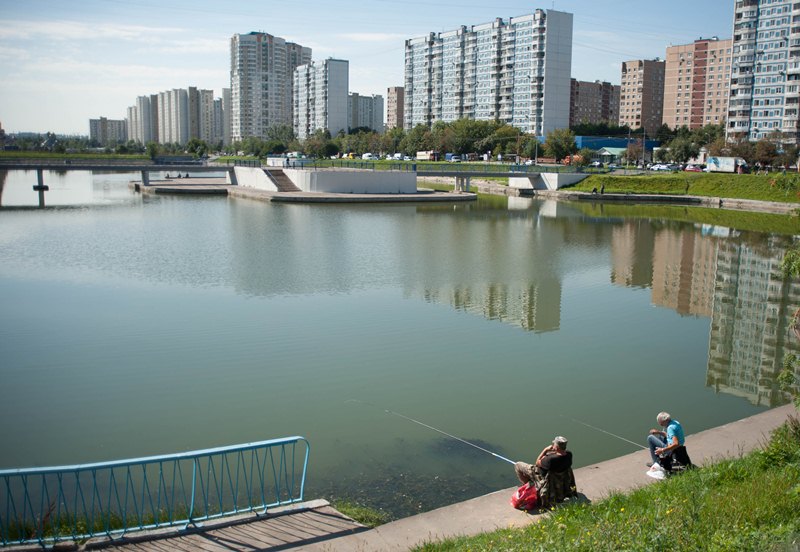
<box><xmin>646</xmin><ymin>463</ymin><xmax>666</xmax><ymax>480</ymax></box>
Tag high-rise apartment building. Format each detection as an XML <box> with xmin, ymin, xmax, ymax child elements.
<box><xmin>663</xmin><ymin>37</ymin><xmax>732</xmax><ymax>130</ymax></box>
<box><xmin>126</xmin><ymin>87</ymin><xmax>228</xmax><ymax>146</ymax></box>
<box><xmin>403</xmin><ymin>9</ymin><xmax>572</xmax><ymax>135</ymax></box>
<box><xmin>569</xmin><ymin>79</ymin><xmax>620</xmax><ymax>126</ymax></box>
<box><xmin>293</xmin><ymin>58</ymin><xmax>349</xmax><ymax>141</ymax></box>
<box><xmin>89</xmin><ymin>117</ymin><xmax>127</xmax><ymax>144</ymax></box>
<box><xmin>619</xmin><ymin>59</ymin><xmax>666</xmax><ymax>135</ymax></box>
<box><xmin>729</xmin><ymin>0</ymin><xmax>799</xmax><ymax>143</ymax></box>
<box><xmin>386</xmin><ymin>86</ymin><xmax>404</xmax><ymax>129</ymax></box>
<box><xmin>230</xmin><ymin>32</ymin><xmax>311</xmax><ymax>142</ymax></box>
<box><xmin>348</xmin><ymin>93</ymin><xmax>384</xmax><ymax>132</ymax></box>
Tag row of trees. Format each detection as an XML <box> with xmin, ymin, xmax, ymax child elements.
<box><xmin>11</xmin><ymin>120</ymin><xmax>800</xmax><ymax>169</ymax></box>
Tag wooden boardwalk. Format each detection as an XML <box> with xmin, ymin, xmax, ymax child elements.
<box><xmin>83</xmin><ymin>501</ymin><xmax>367</xmax><ymax>552</ymax></box>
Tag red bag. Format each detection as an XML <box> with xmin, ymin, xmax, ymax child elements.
<box><xmin>510</xmin><ymin>482</ymin><xmax>538</xmax><ymax>511</ymax></box>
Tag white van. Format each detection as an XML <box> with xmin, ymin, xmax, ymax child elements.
<box><xmin>362</xmin><ymin>153</ymin><xmax>374</xmax><ymax>160</ymax></box>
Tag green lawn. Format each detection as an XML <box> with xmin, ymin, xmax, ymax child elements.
<box><xmin>417</xmin><ymin>415</ymin><xmax>800</xmax><ymax>551</ymax></box>
<box><xmin>571</xmin><ymin>173</ymin><xmax>800</xmax><ymax>204</ymax></box>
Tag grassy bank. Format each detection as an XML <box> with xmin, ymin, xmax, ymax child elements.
<box><xmin>417</xmin><ymin>415</ymin><xmax>800</xmax><ymax>551</ymax></box>
<box><xmin>0</xmin><ymin>151</ymin><xmax>149</xmax><ymax>161</ymax></box>
<box><xmin>571</xmin><ymin>202</ymin><xmax>800</xmax><ymax>236</ymax></box>
<box><xmin>572</xmin><ymin>173</ymin><xmax>800</xmax><ymax>204</ymax></box>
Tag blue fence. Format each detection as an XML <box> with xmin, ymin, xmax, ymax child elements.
<box><xmin>0</xmin><ymin>436</ymin><xmax>309</xmax><ymax>547</ymax></box>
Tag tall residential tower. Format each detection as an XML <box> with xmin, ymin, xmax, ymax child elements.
<box><xmin>230</xmin><ymin>32</ymin><xmax>311</xmax><ymax>142</ymax></box>
<box><xmin>663</xmin><ymin>37</ymin><xmax>732</xmax><ymax>130</ymax></box>
<box><xmin>729</xmin><ymin>0</ymin><xmax>799</xmax><ymax>144</ymax></box>
<box><xmin>403</xmin><ymin>9</ymin><xmax>573</xmax><ymax>135</ymax></box>
<box><xmin>619</xmin><ymin>59</ymin><xmax>665</xmax><ymax>135</ymax></box>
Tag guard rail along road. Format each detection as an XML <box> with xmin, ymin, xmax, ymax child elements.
<box><xmin>0</xmin><ymin>436</ymin><xmax>309</xmax><ymax>547</ymax></box>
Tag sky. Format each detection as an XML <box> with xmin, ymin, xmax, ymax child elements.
<box><xmin>0</xmin><ymin>0</ymin><xmax>735</xmax><ymax>135</ymax></box>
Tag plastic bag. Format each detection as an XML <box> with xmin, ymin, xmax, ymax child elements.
<box><xmin>646</xmin><ymin>463</ymin><xmax>666</xmax><ymax>480</ymax></box>
<box><xmin>510</xmin><ymin>482</ymin><xmax>538</xmax><ymax>510</ymax></box>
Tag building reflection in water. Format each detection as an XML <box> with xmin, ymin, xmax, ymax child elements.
<box><xmin>612</xmin><ymin>219</ymin><xmax>799</xmax><ymax>406</ymax></box>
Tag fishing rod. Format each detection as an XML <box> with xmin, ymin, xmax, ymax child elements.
<box><xmin>347</xmin><ymin>399</ymin><xmax>515</xmax><ymax>465</ymax></box>
<box><xmin>559</xmin><ymin>414</ymin><xmax>647</xmax><ymax>450</ymax></box>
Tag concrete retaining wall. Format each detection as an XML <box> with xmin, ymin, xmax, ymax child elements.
<box><xmin>285</xmin><ymin>169</ymin><xmax>416</xmax><ymax>194</ymax></box>
<box><xmin>509</xmin><ymin>173</ymin><xmax>588</xmax><ymax>190</ymax></box>
<box><xmin>233</xmin><ymin>167</ymin><xmax>278</xmax><ymax>191</ymax></box>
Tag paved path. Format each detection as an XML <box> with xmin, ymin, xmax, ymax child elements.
<box><xmin>73</xmin><ymin>404</ymin><xmax>796</xmax><ymax>552</ymax></box>
<box><xmin>317</xmin><ymin>404</ymin><xmax>796</xmax><ymax>551</ymax></box>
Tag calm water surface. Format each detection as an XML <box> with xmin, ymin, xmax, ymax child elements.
<box><xmin>1</xmin><ymin>169</ymin><xmax>798</xmax><ymax>517</ymax></box>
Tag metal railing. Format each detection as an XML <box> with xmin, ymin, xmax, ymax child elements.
<box><xmin>0</xmin><ymin>436</ymin><xmax>309</xmax><ymax>547</ymax></box>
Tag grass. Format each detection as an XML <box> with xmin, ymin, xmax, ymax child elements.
<box><xmin>416</xmin><ymin>415</ymin><xmax>800</xmax><ymax>551</ymax></box>
<box><xmin>571</xmin><ymin>173</ymin><xmax>800</xmax><ymax>204</ymax></box>
<box><xmin>331</xmin><ymin>500</ymin><xmax>391</xmax><ymax>528</ymax></box>
<box><xmin>570</xmin><ymin>202</ymin><xmax>800</xmax><ymax>236</ymax></box>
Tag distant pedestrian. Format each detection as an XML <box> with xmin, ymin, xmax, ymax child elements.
<box><xmin>600</xmin><ymin>183</ymin><xmax>605</xmax><ymax>195</ymax></box>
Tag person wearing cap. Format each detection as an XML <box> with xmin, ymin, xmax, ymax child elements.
<box><xmin>515</xmin><ymin>436</ymin><xmax>572</xmax><ymax>484</ymax></box>
<box><xmin>514</xmin><ymin>436</ymin><xmax>576</xmax><ymax>508</ymax></box>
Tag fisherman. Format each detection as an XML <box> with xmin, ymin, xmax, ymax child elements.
<box><xmin>647</xmin><ymin>411</ymin><xmax>685</xmax><ymax>467</ymax></box>
<box><xmin>515</xmin><ymin>436</ymin><xmax>577</xmax><ymax>507</ymax></box>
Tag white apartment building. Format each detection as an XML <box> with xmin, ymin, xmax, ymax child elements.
<box><xmin>729</xmin><ymin>0</ymin><xmax>800</xmax><ymax>143</ymax></box>
<box><xmin>348</xmin><ymin>93</ymin><xmax>384</xmax><ymax>132</ymax></box>
<box><xmin>293</xmin><ymin>58</ymin><xmax>349</xmax><ymax>141</ymax></box>
<box><xmin>126</xmin><ymin>87</ymin><xmax>228</xmax><ymax>146</ymax></box>
<box><xmin>403</xmin><ymin>9</ymin><xmax>572</xmax><ymax>135</ymax></box>
<box><xmin>231</xmin><ymin>32</ymin><xmax>311</xmax><ymax>142</ymax></box>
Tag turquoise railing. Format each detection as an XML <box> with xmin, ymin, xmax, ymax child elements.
<box><xmin>0</xmin><ymin>436</ymin><xmax>309</xmax><ymax>547</ymax></box>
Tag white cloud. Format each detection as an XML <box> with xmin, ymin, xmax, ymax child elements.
<box><xmin>0</xmin><ymin>20</ymin><xmax>184</xmax><ymax>42</ymax></box>
<box><xmin>0</xmin><ymin>46</ymin><xmax>30</xmax><ymax>60</ymax></box>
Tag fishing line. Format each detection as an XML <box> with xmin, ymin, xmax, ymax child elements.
<box><xmin>560</xmin><ymin>414</ymin><xmax>647</xmax><ymax>450</ymax></box>
<box><xmin>347</xmin><ymin>399</ymin><xmax>515</xmax><ymax>465</ymax></box>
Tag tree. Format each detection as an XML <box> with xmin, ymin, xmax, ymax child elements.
<box><xmin>654</xmin><ymin>147</ymin><xmax>670</xmax><ymax>163</ymax></box>
<box><xmin>668</xmin><ymin>136</ymin><xmax>700</xmax><ymax>164</ymax></box>
<box><xmin>728</xmin><ymin>138</ymin><xmax>755</xmax><ymax>164</ymax></box>
<box><xmin>754</xmin><ymin>138</ymin><xmax>779</xmax><ymax>168</ymax></box>
<box><xmin>544</xmin><ymin>128</ymin><xmax>577</xmax><ymax>163</ymax></box>
<box><xmin>655</xmin><ymin>123</ymin><xmax>676</xmax><ymax>143</ymax></box>
<box><xmin>625</xmin><ymin>142</ymin><xmax>642</xmax><ymax>166</ymax></box>
<box><xmin>399</xmin><ymin>124</ymin><xmax>432</xmax><ymax>155</ymax></box>
<box><xmin>576</xmin><ymin>147</ymin><xmax>594</xmax><ymax>167</ymax></box>
<box><xmin>185</xmin><ymin>138</ymin><xmax>209</xmax><ymax>158</ymax></box>
<box><xmin>146</xmin><ymin>142</ymin><xmax>159</xmax><ymax>160</ymax></box>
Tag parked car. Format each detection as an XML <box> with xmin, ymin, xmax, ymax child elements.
<box><xmin>590</xmin><ymin>161</ymin><xmax>604</xmax><ymax>168</ymax></box>
<box><xmin>362</xmin><ymin>153</ymin><xmax>374</xmax><ymax>160</ymax></box>
<box><xmin>449</xmin><ymin>155</ymin><xmax>462</xmax><ymax>162</ymax></box>
<box><xmin>650</xmin><ymin>164</ymin><xmax>671</xmax><ymax>171</ymax></box>
<box><xmin>684</xmin><ymin>165</ymin><xmax>702</xmax><ymax>172</ymax></box>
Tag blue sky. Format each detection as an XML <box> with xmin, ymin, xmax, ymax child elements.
<box><xmin>0</xmin><ymin>0</ymin><xmax>735</xmax><ymax>135</ymax></box>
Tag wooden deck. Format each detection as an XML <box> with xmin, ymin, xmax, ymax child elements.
<box><xmin>82</xmin><ymin>500</ymin><xmax>366</xmax><ymax>551</ymax></box>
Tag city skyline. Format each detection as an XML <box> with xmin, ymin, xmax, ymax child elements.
<box><xmin>1</xmin><ymin>0</ymin><xmax>735</xmax><ymax>135</ymax></box>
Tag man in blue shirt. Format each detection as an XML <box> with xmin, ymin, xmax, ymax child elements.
<box><xmin>647</xmin><ymin>411</ymin><xmax>685</xmax><ymax>466</ymax></box>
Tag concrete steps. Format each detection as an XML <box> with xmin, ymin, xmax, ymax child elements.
<box><xmin>265</xmin><ymin>168</ymin><xmax>301</xmax><ymax>192</ymax></box>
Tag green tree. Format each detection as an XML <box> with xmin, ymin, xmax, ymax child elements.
<box><xmin>399</xmin><ymin>124</ymin><xmax>432</xmax><ymax>156</ymax></box>
<box><xmin>185</xmin><ymin>138</ymin><xmax>209</xmax><ymax>158</ymax></box>
<box><xmin>668</xmin><ymin>136</ymin><xmax>700</xmax><ymax>164</ymax></box>
<box><xmin>544</xmin><ymin>128</ymin><xmax>577</xmax><ymax>163</ymax></box>
<box><xmin>576</xmin><ymin>147</ymin><xmax>594</xmax><ymax>167</ymax></box>
<box><xmin>754</xmin><ymin>138</ymin><xmax>779</xmax><ymax>167</ymax></box>
<box><xmin>146</xmin><ymin>142</ymin><xmax>159</xmax><ymax>160</ymax></box>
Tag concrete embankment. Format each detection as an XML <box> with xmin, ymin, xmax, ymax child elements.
<box><xmin>323</xmin><ymin>404</ymin><xmax>796</xmax><ymax>551</ymax></box>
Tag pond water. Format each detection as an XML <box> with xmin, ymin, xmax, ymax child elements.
<box><xmin>1</xmin><ymin>169</ymin><xmax>798</xmax><ymax>518</ymax></box>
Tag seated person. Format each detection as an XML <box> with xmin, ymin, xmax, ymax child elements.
<box><xmin>647</xmin><ymin>411</ymin><xmax>691</xmax><ymax>470</ymax></box>
<box><xmin>515</xmin><ymin>436</ymin><xmax>577</xmax><ymax>507</ymax></box>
